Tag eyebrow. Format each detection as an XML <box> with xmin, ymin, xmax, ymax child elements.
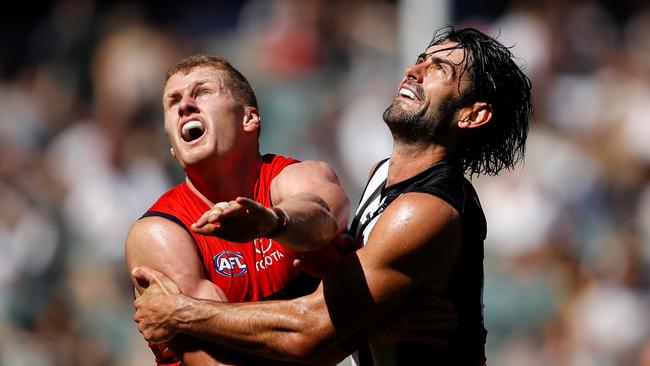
<box><xmin>419</xmin><ymin>53</ymin><xmax>457</xmax><ymax>78</ymax></box>
<box><xmin>433</xmin><ymin>56</ymin><xmax>457</xmax><ymax>76</ymax></box>
<box><xmin>163</xmin><ymin>79</ymin><xmax>211</xmax><ymax>101</ymax></box>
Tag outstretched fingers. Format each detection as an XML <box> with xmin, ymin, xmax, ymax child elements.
<box><xmin>234</xmin><ymin>196</ymin><xmax>267</xmax><ymax>215</ymax></box>
<box><xmin>191</xmin><ymin>198</ymin><xmax>258</xmax><ymax>233</ymax></box>
<box><xmin>192</xmin><ymin>202</ymin><xmax>227</xmax><ymax>228</ymax></box>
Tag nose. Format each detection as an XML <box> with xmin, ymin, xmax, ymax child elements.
<box><xmin>404</xmin><ymin>62</ymin><xmax>424</xmax><ymax>83</ymax></box>
<box><xmin>178</xmin><ymin>93</ymin><xmax>199</xmax><ymax>116</ymax></box>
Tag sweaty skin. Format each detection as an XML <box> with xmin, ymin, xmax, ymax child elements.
<box><xmin>133</xmin><ymin>40</ymin><xmax>486</xmax><ymax>363</ymax></box>
<box><xmin>126</xmin><ymin>64</ymin><xmax>351</xmax><ymax>365</ymax></box>
<box><xmin>130</xmin><ymin>41</ymin><xmax>496</xmax><ymax>363</ymax></box>
<box><xmin>132</xmin><ymin>190</ymin><xmax>462</xmax><ymax>363</ymax></box>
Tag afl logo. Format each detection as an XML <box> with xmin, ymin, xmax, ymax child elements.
<box><xmin>213</xmin><ymin>251</ymin><xmax>248</xmax><ymax>277</ymax></box>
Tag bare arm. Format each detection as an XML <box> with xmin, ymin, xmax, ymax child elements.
<box><xmin>269</xmin><ymin>160</ymin><xmax>351</xmax><ymax>250</ymax></box>
<box><xmin>191</xmin><ymin>160</ymin><xmax>350</xmax><ymax>252</ymax></box>
<box><xmin>127</xmin><ymin>217</ymin><xmax>353</xmax><ymax>365</ymax></box>
<box><xmin>134</xmin><ymin>192</ymin><xmax>462</xmax><ymax>362</ymax></box>
<box><xmin>125</xmin><ymin>217</ymin><xmax>227</xmax><ymax>365</ymax></box>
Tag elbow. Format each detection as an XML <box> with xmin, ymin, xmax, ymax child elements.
<box><xmin>276</xmin><ymin>307</ymin><xmax>334</xmax><ymax>363</ymax></box>
<box><xmin>281</xmin><ymin>332</ymin><xmax>331</xmax><ymax>363</ymax></box>
<box><xmin>304</xmin><ymin>213</ymin><xmax>341</xmax><ymax>251</ymax></box>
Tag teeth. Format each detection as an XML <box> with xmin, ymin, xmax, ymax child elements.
<box><xmin>182</xmin><ymin>120</ymin><xmax>205</xmax><ymax>140</ymax></box>
<box><xmin>399</xmin><ymin>88</ymin><xmax>416</xmax><ymax>100</ymax></box>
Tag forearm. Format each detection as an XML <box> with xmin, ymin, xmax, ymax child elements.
<box><xmin>177</xmin><ymin>303</ymin><xmax>369</xmax><ymax>366</ymax></box>
<box><xmin>172</xmin><ymin>336</ymin><xmax>319</xmax><ymax>366</ymax></box>
<box><xmin>169</xmin><ymin>298</ymin><xmax>357</xmax><ymax>366</ymax></box>
<box><xmin>174</xmin><ymin>295</ymin><xmax>332</xmax><ymax>363</ymax></box>
<box><xmin>271</xmin><ymin>193</ymin><xmax>343</xmax><ymax>252</ymax></box>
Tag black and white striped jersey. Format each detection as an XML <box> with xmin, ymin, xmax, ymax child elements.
<box><xmin>348</xmin><ymin>159</ymin><xmax>488</xmax><ymax>366</ymax></box>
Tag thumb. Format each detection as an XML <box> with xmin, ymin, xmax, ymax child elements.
<box><xmin>133</xmin><ymin>266</ymin><xmax>181</xmax><ymax>295</ymax></box>
<box><xmin>235</xmin><ymin>196</ymin><xmax>254</xmax><ymax>205</ymax></box>
<box><xmin>132</xmin><ymin>266</ymin><xmax>159</xmax><ymax>290</ymax></box>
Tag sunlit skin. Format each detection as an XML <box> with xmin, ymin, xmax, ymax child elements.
<box><xmin>393</xmin><ymin>40</ymin><xmax>469</xmax><ymax>115</ymax></box>
<box><xmin>162</xmin><ymin>66</ymin><xmax>262</xmax><ymax>204</ymax></box>
<box><xmin>130</xmin><ymin>42</ymin><xmax>490</xmax><ymax>364</ymax></box>
<box><xmin>385</xmin><ymin>40</ymin><xmax>491</xmax><ymax>185</ymax></box>
<box><xmin>126</xmin><ymin>61</ymin><xmax>352</xmax><ymax>365</ymax></box>
<box><xmin>130</xmin><ymin>27</ymin><xmax>533</xmax><ymax>363</ymax></box>
<box><xmin>164</xmin><ymin>68</ymin><xmax>258</xmax><ymax>180</ymax></box>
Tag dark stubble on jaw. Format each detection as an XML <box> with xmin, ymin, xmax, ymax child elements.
<box><xmin>382</xmin><ymin>97</ymin><xmax>458</xmax><ymax>144</ymax></box>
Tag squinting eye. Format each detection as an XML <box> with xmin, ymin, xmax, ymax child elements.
<box><xmin>197</xmin><ymin>89</ymin><xmax>211</xmax><ymax>98</ymax></box>
<box><xmin>167</xmin><ymin>99</ymin><xmax>180</xmax><ymax>109</ymax></box>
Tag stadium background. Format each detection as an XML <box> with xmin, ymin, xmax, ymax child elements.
<box><xmin>1</xmin><ymin>0</ymin><xmax>650</xmax><ymax>364</ymax></box>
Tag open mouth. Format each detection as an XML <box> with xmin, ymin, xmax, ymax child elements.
<box><xmin>181</xmin><ymin>120</ymin><xmax>205</xmax><ymax>142</ymax></box>
<box><xmin>399</xmin><ymin>88</ymin><xmax>417</xmax><ymax>100</ymax></box>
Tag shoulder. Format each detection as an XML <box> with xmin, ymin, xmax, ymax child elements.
<box><xmin>375</xmin><ymin>192</ymin><xmax>460</xmax><ymax>243</ymax></box>
<box><xmin>270</xmin><ymin>159</ymin><xmax>346</xmax><ymax>204</ymax></box>
<box><xmin>280</xmin><ymin>160</ymin><xmax>338</xmax><ymax>177</ymax></box>
<box><xmin>272</xmin><ymin>160</ymin><xmax>341</xmax><ymax>188</ymax></box>
<box><xmin>127</xmin><ymin>215</ymin><xmax>192</xmax><ymax>244</ymax></box>
<box><xmin>125</xmin><ymin>216</ymin><xmax>212</xmax><ymax>297</ymax></box>
<box><xmin>361</xmin><ymin>192</ymin><xmax>462</xmax><ymax>288</ymax></box>
<box><xmin>125</xmin><ymin>216</ymin><xmax>194</xmax><ymax>267</ymax></box>
<box><xmin>399</xmin><ymin>162</ymin><xmax>467</xmax><ymax>212</ymax></box>
<box><xmin>262</xmin><ymin>153</ymin><xmax>300</xmax><ymax>174</ymax></box>
<box><xmin>270</xmin><ymin>160</ymin><xmax>345</xmax><ymax>203</ymax></box>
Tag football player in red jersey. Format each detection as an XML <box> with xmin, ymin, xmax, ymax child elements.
<box><xmin>125</xmin><ymin>55</ymin><xmax>352</xmax><ymax>365</ymax></box>
<box><xmin>128</xmin><ymin>55</ymin><xmax>457</xmax><ymax>366</ymax></box>
<box><xmin>132</xmin><ymin>26</ymin><xmax>532</xmax><ymax>366</ymax></box>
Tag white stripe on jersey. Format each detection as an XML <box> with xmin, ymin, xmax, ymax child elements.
<box><xmin>353</xmin><ymin>160</ymin><xmax>390</xmax><ymax>245</ymax></box>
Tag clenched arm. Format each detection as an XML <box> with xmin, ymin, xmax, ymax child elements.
<box><xmin>125</xmin><ymin>217</ymin><xmax>227</xmax><ymax>365</ymax></box>
<box><xmin>268</xmin><ymin>160</ymin><xmax>350</xmax><ymax>250</ymax></box>
<box><xmin>134</xmin><ymin>192</ymin><xmax>462</xmax><ymax>362</ymax></box>
<box><xmin>191</xmin><ymin>160</ymin><xmax>350</xmax><ymax>252</ymax></box>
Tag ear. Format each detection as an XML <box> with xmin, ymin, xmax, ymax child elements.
<box><xmin>457</xmin><ymin>102</ymin><xmax>492</xmax><ymax>129</ymax></box>
<box><xmin>242</xmin><ymin>107</ymin><xmax>261</xmax><ymax>133</ymax></box>
<box><xmin>170</xmin><ymin>147</ymin><xmax>177</xmax><ymax>160</ymax></box>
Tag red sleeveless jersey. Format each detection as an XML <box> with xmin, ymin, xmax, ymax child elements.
<box><xmin>142</xmin><ymin>154</ymin><xmax>319</xmax><ymax>365</ymax></box>
<box><xmin>143</xmin><ymin>153</ymin><xmax>315</xmax><ymax>302</ymax></box>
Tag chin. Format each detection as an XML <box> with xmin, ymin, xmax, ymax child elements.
<box><xmin>179</xmin><ymin>150</ymin><xmax>213</xmax><ymax>167</ymax></box>
<box><xmin>383</xmin><ymin>102</ymin><xmax>420</xmax><ymax>125</ymax></box>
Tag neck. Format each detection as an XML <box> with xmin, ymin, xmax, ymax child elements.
<box><xmin>185</xmin><ymin>152</ymin><xmax>262</xmax><ymax>206</ymax></box>
<box><xmin>387</xmin><ymin>140</ymin><xmax>447</xmax><ymax>186</ymax></box>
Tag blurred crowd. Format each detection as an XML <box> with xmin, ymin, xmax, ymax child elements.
<box><xmin>1</xmin><ymin>0</ymin><xmax>649</xmax><ymax>365</ymax></box>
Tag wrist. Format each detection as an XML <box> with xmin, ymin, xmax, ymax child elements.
<box><xmin>265</xmin><ymin>206</ymin><xmax>289</xmax><ymax>238</ymax></box>
<box><xmin>175</xmin><ymin>296</ymin><xmax>208</xmax><ymax>333</ymax></box>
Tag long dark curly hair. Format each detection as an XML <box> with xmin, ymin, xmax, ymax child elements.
<box><xmin>430</xmin><ymin>26</ymin><xmax>532</xmax><ymax>176</ymax></box>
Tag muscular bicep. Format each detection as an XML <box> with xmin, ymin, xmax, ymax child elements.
<box><xmin>362</xmin><ymin>192</ymin><xmax>462</xmax><ymax>295</ymax></box>
<box><xmin>125</xmin><ymin>217</ymin><xmax>223</xmax><ymax>300</ymax></box>
<box><xmin>320</xmin><ymin>193</ymin><xmax>462</xmax><ymax>338</ymax></box>
<box><xmin>270</xmin><ymin>160</ymin><xmax>350</xmax><ymax>231</ymax></box>
<box><xmin>140</xmin><ymin>194</ymin><xmax>461</xmax><ymax>363</ymax></box>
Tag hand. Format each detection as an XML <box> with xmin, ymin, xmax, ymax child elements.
<box><xmin>191</xmin><ymin>197</ymin><xmax>278</xmax><ymax>242</ymax></box>
<box><xmin>132</xmin><ymin>266</ymin><xmax>188</xmax><ymax>344</ymax></box>
<box><xmin>372</xmin><ymin>286</ymin><xmax>457</xmax><ymax>346</ymax></box>
<box><xmin>293</xmin><ymin>232</ymin><xmax>363</xmax><ymax>277</ymax></box>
